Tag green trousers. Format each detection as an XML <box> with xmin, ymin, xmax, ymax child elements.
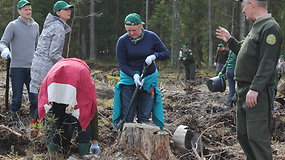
<box><xmin>236</xmin><ymin>84</ymin><xmax>273</xmax><ymax>160</ymax></box>
<box><xmin>184</xmin><ymin>62</ymin><xmax>195</xmax><ymax>80</ymax></box>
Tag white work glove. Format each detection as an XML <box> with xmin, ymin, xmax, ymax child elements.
<box><xmin>89</xmin><ymin>143</ymin><xmax>100</xmax><ymax>154</ymax></box>
<box><xmin>1</xmin><ymin>48</ymin><xmax>11</xmax><ymax>59</ymax></box>
<box><xmin>214</xmin><ymin>62</ymin><xmax>217</xmax><ymax>67</ymax></box>
<box><xmin>133</xmin><ymin>74</ymin><xmax>142</xmax><ymax>87</ymax></box>
<box><xmin>145</xmin><ymin>55</ymin><xmax>156</xmax><ymax>66</ymax></box>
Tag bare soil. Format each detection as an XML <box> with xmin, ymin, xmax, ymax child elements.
<box><xmin>0</xmin><ymin>60</ymin><xmax>284</xmax><ymax>160</ymax></box>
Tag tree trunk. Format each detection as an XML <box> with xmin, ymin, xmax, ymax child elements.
<box><xmin>145</xmin><ymin>0</ymin><xmax>149</xmax><ymax>30</ymax></box>
<box><xmin>239</xmin><ymin>10</ymin><xmax>246</xmax><ymax>39</ymax></box>
<box><xmin>171</xmin><ymin>0</ymin><xmax>180</xmax><ymax>67</ymax></box>
<box><xmin>118</xmin><ymin>123</ymin><xmax>177</xmax><ymax>160</ymax></box>
<box><xmin>208</xmin><ymin>0</ymin><xmax>213</xmax><ymax>68</ymax></box>
<box><xmin>89</xmin><ymin>0</ymin><xmax>96</xmax><ymax>60</ymax></box>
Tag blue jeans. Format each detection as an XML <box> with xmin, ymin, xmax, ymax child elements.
<box><xmin>10</xmin><ymin>68</ymin><xmax>38</xmax><ymax>115</ymax></box>
<box><xmin>226</xmin><ymin>68</ymin><xmax>236</xmax><ymax>101</ymax></box>
<box><xmin>120</xmin><ymin>85</ymin><xmax>154</xmax><ymax>123</ymax></box>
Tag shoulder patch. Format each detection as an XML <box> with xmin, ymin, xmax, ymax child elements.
<box><xmin>266</xmin><ymin>34</ymin><xmax>276</xmax><ymax>45</ymax></box>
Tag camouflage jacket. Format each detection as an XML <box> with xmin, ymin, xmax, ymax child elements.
<box><xmin>30</xmin><ymin>13</ymin><xmax>71</xmax><ymax>93</ymax></box>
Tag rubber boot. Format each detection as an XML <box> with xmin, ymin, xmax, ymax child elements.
<box><xmin>77</xmin><ymin>143</ymin><xmax>90</xmax><ymax>156</ymax></box>
<box><xmin>48</xmin><ymin>142</ymin><xmax>59</xmax><ymax>153</ymax></box>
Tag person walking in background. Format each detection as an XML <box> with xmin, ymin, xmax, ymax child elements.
<box><xmin>179</xmin><ymin>45</ymin><xmax>196</xmax><ymax>80</ymax></box>
<box><xmin>215</xmin><ymin>43</ymin><xmax>229</xmax><ymax>75</ymax></box>
<box><xmin>112</xmin><ymin>13</ymin><xmax>169</xmax><ymax>130</ymax></box>
<box><xmin>273</xmin><ymin>55</ymin><xmax>285</xmax><ymax>110</ymax></box>
<box><xmin>30</xmin><ymin>1</ymin><xmax>73</xmax><ymax>120</ymax></box>
<box><xmin>216</xmin><ymin>0</ymin><xmax>282</xmax><ymax>159</ymax></box>
<box><xmin>218</xmin><ymin>50</ymin><xmax>237</xmax><ymax>106</ymax></box>
<box><xmin>0</xmin><ymin>0</ymin><xmax>39</xmax><ymax>118</ymax></box>
<box><xmin>37</xmin><ymin>58</ymin><xmax>100</xmax><ymax>156</ymax></box>
<box><xmin>275</xmin><ymin>55</ymin><xmax>285</xmax><ymax>94</ymax></box>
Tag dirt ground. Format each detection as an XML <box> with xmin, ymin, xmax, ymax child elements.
<box><xmin>0</xmin><ymin>60</ymin><xmax>284</xmax><ymax>160</ymax></box>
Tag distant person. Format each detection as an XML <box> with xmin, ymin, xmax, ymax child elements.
<box><xmin>275</xmin><ymin>55</ymin><xmax>285</xmax><ymax>85</ymax></box>
<box><xmin>273</xmin><ymin>55</ymin><xmax>285</xmax><ymax>109</ymax></box>
<box><xmin>216</xmin><ymin>0</ymin><xmax>282</xmax><ymax>159</ymax></box>
<box><xmin>0</xmin><ymin>0</ymin><xmax>39</xmax><ymax>118</ymax></box>
<box><xmin>218</xmin><ymin>50</ymin><xmax>237</xmax><ymax>106</ymax></box>
<box><xmin>179</xmin><ymin>45</ymin><xmax>195</xmax><ymax>80</ymax></box>
<box><xmin>113</xmin><ymin>13</ymin><xmax>169</xmax><ymax>130</ymax></box>
<box><xmin>215</xmin><ymin>44</ymin><xmax>229</xmax><ymax>75</ymax></box>
<box><xmin>38</xmin><ymin>58</ymin><xmax>100</xmax><ymax>156</ymax></box>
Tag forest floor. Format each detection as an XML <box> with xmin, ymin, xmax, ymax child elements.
<box><xmin>0</xmin><ymin>60</ymin><xmax>284</xmax><ymax>160</ymax></box>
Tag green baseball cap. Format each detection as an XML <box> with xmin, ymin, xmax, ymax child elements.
<box><xmin>218</xmin><ymin>44</ymin><xmax>224</xmax><ymax>48</ymax></box>
<box><xmin>125</xmin><ymin>13</ymin><xmax>145</xmax><ymax>26</ymax></box>
<box><xmin>280</xmin><ymin>55</ymin><xmax>285</xmax><ymax>59</ymax></box>
<box><xmin>17</xmin><ymin>0</ymin><xmax>31</xmax><ymax>9</ymax></box>
<box><xmin>53</xmin><ymin>1</ymin><xmax>74</xmax><ymax>13</ymax></box>
<box><xmin>181</xmin><ymin>45</ymin><xmax>188</xmax><ymax>50</ymax></box>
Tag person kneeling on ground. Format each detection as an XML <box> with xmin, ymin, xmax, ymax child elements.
<box><xmin>37</xmin><ymin>58</ymin><xmax>100</xmax><ymax>156</ymax></box>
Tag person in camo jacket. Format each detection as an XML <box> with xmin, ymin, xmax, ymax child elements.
<box><xmin>30</xmin><ymin>1</ymin><xmax>74</xmax><ymax>95</ymax></box>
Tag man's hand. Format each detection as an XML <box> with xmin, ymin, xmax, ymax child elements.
<box><xmin>145</xmin><ymin>55</ymin><xmax>156</xmax><ymax>66</ymax></box>
<box><xmin>1</xmin><ymin>48</ymin><xmax>11</xmax><ymax>59</ymax></box>
<box><xmin>216</xmin><ymin>27</ymin><xmax>231</xmax><ymax>43</ymax></box>
<box><xmin>246</xmin><ymin>90</ymin><xmax>259</xmax><ymax>108</ymax></box>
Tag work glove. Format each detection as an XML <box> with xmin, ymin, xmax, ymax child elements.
<box><xmin>90</xmin><ymin>143</ymin><xmax>100</xmax><ymax>154</ymax></box>
<box><xmin>145</xmin><ymin>55</ymin><xmax>156</xmax><ymax>66</ymax></box>
<box><xmin>218</xmin><ymin>72</ymin><xmax>223</xmax><ymax>77</ymax></box>
<box><xmin>133</xmin><ymin>74</ymin><xmax>142</xmax><ymax>87</ymax></box>
<box><xmin>214</xmin><ymin>62</ymin><xmax>217</xmax><ymax>67</ymax></box>
<box><xmin>1</xmin><ymin>48</ymin><xmax>11</xmax><ymax>59</ymax></box>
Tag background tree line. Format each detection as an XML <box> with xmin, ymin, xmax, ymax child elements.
<box><xmin>0</xmin><ymin>0</ymin><xmax>284</xmax><ymax>67</ymax></box>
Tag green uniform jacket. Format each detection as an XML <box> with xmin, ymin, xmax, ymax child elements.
<box><xmin>179</xmin><ymin>50</ymin><xmax>195</xmax><ymax>64</ymax></box>
<box><xmin>220</xmin><ymin>50</ymin><xmax>237</xmax><ymax>74</ymax></box>
<box><xmin>228</xmin><ymin>16</ymin><xmax>282</xmax><ymax>92</ymax></box>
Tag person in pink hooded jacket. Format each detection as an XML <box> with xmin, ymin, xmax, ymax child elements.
<box><xmin>38</xmin><ymin>58</ymin><xmax>99</xmax><ymax>156</ymax></box>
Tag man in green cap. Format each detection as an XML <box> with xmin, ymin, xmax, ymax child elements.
<box><xmin>215</xmin><ymin>43</ymin><xmax>229</xmax><ymax>75</ymax></box>
<box><xmin>0</xmin><ymin>0</ymin><xmax>39</xmax><ymax>119</ymax></box>
<box><xmin>179</xmin><ymin>45</ymin><xmax>195</xmax><ymax>80</ymax></box>
<box><xmin>216</xmin><ymin>0</ymin><xmax>282</xmax><ymax>159</ymax></box>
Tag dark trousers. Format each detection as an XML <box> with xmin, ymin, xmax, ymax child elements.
<box><xmin>184</xmin><ymin>63</ymin><xmax>195</xmax><ymax>80</ymax></box>
<box><xmin>47</xmin><ymin>103</ymin><xmax>91</xmax><ymax>150</ymax></box>
<box><xmin>10</xmin><ymin>68</ymin><xmax>38</xmax><ymax>115</ymax></box>
<box><xmin>236</xmin><ymin>83</ymin><xmax>273</xmax><ymax>160</ymax></box>
<box><xmin>120</xmin><ymin>85</ymin><xmax>154</xmax><ymax>123</ymax></box>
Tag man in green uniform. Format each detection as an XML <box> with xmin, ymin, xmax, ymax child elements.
<box><xmin>216</xmin><ymin>0</ymin><xmax>282</xmax><ymax>159</ymax></box>
<box><xmin>179</xmin><ymin>45</ymin><xmax>195</xmax><ymax>80</ymax></box>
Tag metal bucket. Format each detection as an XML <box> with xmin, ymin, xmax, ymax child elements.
<box><xmin>172</xmin><ymin>125</ymin><xmax>208</xmax><ymax>155</ymax></box>
<box><xmin>207</xmin><ymin>76</ymin><xmax>226</xmax><ymax>92</ymax></box>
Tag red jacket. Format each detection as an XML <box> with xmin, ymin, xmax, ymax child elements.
<box><xmin>38</xmin><ymin>58</ymin><xmax>97</xmax><ymax>130</ymax></box>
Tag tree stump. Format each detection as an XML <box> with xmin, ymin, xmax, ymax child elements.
<box><xmin>119</xmin><ymin>123</ymin><xmax>177</xmax><ymax>160</ymax></box>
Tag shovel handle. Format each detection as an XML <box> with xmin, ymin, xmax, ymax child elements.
<box><xmin>5</xmin><ymin>58</ymin><xmax>10</xmax><ymax>110</ymax></box>
<box><xmin>116</xmin><ymin>63</ymin><xmax>153</xmax><ymax>131</ymax></box>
